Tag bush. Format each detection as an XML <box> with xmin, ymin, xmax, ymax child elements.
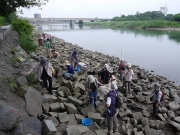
<box><xmin>19</xmin><ymin>32</ymin><xmax>37</xmax><ymax>53</ymax></box>
<box><xmin>0</xmin><ymin>16</ymin><xmax>5</xmax><ymax>26</ymax></box>
<box><xmin>12</xmin><ymin>18</ymin><xmax>33</xmax><ymax>35</ymax></box>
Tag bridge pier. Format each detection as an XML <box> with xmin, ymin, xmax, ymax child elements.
<box><xmin>70</xmin><ymin>20</ymin><xmax>75</xmax><ymax>26</ymax></box>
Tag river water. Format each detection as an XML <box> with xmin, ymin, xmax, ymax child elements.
<box><xmin>36</xmin><ymin>24</ymin><xmax>180</xmax><ymax>85</ymax></box>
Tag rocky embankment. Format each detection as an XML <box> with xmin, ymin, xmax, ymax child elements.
<box><xmin>0</xmin><ymin>29</ymin><xmax>180</xmax><ymax>135</ymax></box>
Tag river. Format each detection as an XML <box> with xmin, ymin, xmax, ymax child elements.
<box><xmin>36</xmin><ymin>24</ymin><xmax>180</xmax><ymax>85</ymax></box>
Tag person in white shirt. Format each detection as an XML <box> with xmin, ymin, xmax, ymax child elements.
<box><xmin>150</xmin><ymin>83</ymin><xmax>162</xmax><ymax>118</ymax></box>
<box><xmin>122</xmin><ymin>63</ymin><xmax>134</xmax><ymax>94</ymax></box>
<box><xmin>77</xmin><ymin>62</ymin><xmax>88</xmax><ymax>76</ymax></box>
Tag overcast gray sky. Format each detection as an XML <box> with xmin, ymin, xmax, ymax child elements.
<box><xmin>19</xmin><ymin>0</ymin><xmax>180</xmax><ymax>18</ymax></box>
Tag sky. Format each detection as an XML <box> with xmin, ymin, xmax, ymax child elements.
<box><xmin>19</xmin><ymin>0</ymin><xmax>180</xmax><ymax>18</ymax></box>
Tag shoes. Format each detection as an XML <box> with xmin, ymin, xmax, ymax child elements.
<box><xmin>49</xmin><ymin>91</ymin><xmax>53</xmax><ymax>95</ymax></box>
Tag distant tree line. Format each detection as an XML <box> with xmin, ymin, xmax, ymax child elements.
<box><xmin>112</xmin><ymin>11</ymin><xmax>180</xmax><ymax>22</ymax></box>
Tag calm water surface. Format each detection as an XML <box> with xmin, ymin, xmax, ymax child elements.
<box><xmin>37</xmin><ymin>24</ymin><xmax>180</xmax><ymax>85</ymax></box>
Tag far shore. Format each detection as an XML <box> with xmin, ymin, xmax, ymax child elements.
<box><xmin>146</xmin><ymin>27</ymin><xmax>180</xmax><ymax>31</ymax></box>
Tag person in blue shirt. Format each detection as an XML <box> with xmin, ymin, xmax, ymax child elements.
<box><xmin>63</xmin><ymin>60</ymin><xmax>74</xmax><ymax>80</ymax></box>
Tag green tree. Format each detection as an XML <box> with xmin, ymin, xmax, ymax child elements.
<box><xmin>165</xmin><ymin>14</ymin><xmax>174</xmax><ymax>21</ymax></box>
<box><xmin>0</xmin><ymin>0</ymin><xmax>48</xmax><ymax>17</ymax></box>
<box><xmin>172</xmin><ymin>13</ymin><xmax>180</xmax><ymax>22</ymax></box>
<box><xmin>0</xmin><ymin>16</ymin><xmax>5</xmax><ymax>26</ymax></box>
<box><xmin>79</xmin><ymin>20</ymin><xmax>83</xmax><ymax>25</ymax></box>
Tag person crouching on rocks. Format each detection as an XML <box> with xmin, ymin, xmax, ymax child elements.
<box><xmin>85</xmin><ymin>75</ymin><xmax>103</xmax><ymax>108</ymax></box>
<box><xmin>63</xmin><ymin>60</ymin><xmax>75</xmax><ymax>80</ymax></box>
<box><xmin>49</xmin><ymin>49</ymin><xmax>60</xmax><ymax>59</ymax></box>
<box><xmin>26</xmin><ymin>57</ymin><xmax>54</xmax><ymax>95</ymax></box>
<box><xmin>106</xmin><ymin>83</ymin><xmax>118</xmax><ymax>134</ymax></box>
<box><xmin>122</xmin><ymin>63</ymin><xmax>134</xmax><ymax>95</ymax></box>
<box><xmin>150</xmin><ymin>83</ymin><xmax>162</xmax><ymax>118</ymax></box>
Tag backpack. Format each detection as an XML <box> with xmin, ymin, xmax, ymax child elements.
<box><xmin>110</xmin><ymin>93</ymin><xmax>122</xmax><ymax>108</ymax></box>
<box><xmin>159</xmin><ymin>90</ymin><xmax>165</xmax><ymax>102</ymax></box>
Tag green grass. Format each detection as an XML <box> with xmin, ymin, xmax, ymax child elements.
<box><xmin>84</xmin><ymin>20</ymin><xmax>180</xmax><ymax>29</ymax></box>
<box><xmin>0</xmin><ymin>16</ymin><xmax>5</xmax><ymax>26</ymax></box>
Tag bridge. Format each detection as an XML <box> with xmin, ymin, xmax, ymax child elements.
<box><xmin>21</xmin><ymin>17</ymin><xmax>112</xmax><ymax>25</ymax></box>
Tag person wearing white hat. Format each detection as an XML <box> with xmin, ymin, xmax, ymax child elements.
<box><xmin>118</xmin><ymin>58</ymin><xmax>125</xmax><ymax>82</ymax></box>
<box><xmin>63</xmin><ymin>60</ymin><xmax>75</xmax><ymax>80</ymax></box>
<box><xmin>85</xmin><ymin>75</ymin><xmax>103</xmax><ymax>108</ymax></box>
<box><xmin>122</xmin><ymin>63</ymin><xmax>134</xmax><ymax>95</ymax></box>
<box><xmin>26</xmin><ymin>57</ymin><xmax>54</xmax><ymax>95</ymax></box>
<box><xmin>150</xmin><ymin>83</ymin><xmax>162</xmax><ymax>118</ymax></box>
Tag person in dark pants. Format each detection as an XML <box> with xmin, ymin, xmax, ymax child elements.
<box><xmin>27</xmin><ymin>58</ymin><xmax>54</xmax><ymax>95</ymax></box>
<box><xmin>151</xmin><ymin>83</ymin><xmax>162</xmax><ymax>118</ymax></box>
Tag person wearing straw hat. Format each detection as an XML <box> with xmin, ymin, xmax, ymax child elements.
<box><xmin>150</xmin><ymin>83</ymin><xmax>162</xmax><ymax>118</ymax></box>
<box><xmin>63</xmin><ymin>60</ymin><xmax>75</xmax><ymax>80</ymax></box>
<box><xmin>26</xmin><ymin>57</ymin><xmax>54</xmax><ymax>95</ymax></box>
<box><xmin>122</xmin><ymin>63</ymin><xmax>134</xmax><ymax>95</ymax></box>
<box><xmin>85</xmin><ymin>75</ymin><xmax>103</xmax><ymax>108</ymax></box>
<box><xmin>118</xmin><ymin>58</ymin><xmax>125</xmax><ymax>82</ymax></box>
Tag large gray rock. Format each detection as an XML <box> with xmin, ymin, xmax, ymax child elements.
<box><xmin>68</xmin><ymin>114</ymin><xmax>78</xmax><ymax>125</ymax></box>
<box><xmin>12</xmin><ymin>117</ymin><xmax>42</xmax><ymax>135</ymax></box>
<box><xmin>89</xmin><ymin>122</ymin><xmax>100</xmax><ymax>132</ymax></box>
<box><xmin>135</xmin><ymin>85</ymin><xmax>142</xmax><ymax>92</ymax></box>
<box><xmin>168</xmin><ymin>121</ymin><xmax>180</xmax><ymax>131</ymax></box>
<box><xmin>167</xmin><ymin>110</ymin><xmax>175</xmax><ymax>118</ymax></box>
<box><xmin>168</xmin><ymin>101</ymin><xmax>180</xmax><ymax>111</ymax></box>
<box><xmin>59</xmin><ymin>112</ymin><xmax>70</xmax><ymax>124</ymax></box>
<box><xmin>24</xmin><ymin>87</ymin><xmax>43</xmax><ymax>117</ymax></box>
<box><xmin>42</xmin><ymin>103</ymin><xmax>50</xmax><ymax>115</ymax></box>
<box><xmin>17</xmin><ymin>76</ymin><xmax>28</xmax><ymax>86</ymax></box>
<box><xmin>65</xmin><ymin>127</ymin><xmax>81</xmax><ymax>135</ymax></box>
<box><xmin>81</xmin><ymin>104</ymin><xmax>96</xmax><ymax>116</ymax></box>
<box><xmin>0</xmin><ymin>105</ymin><xmax>20</xmax><ymax>131</ymax></box>
<box><xmin>43</xmin><ymin>94</ymin><xmax>57</xmax><ymax>103</ymax></box>
<box><xmin>57</xmin><ymin>123</ymin><xmax>67</xmax><ymax>134</ymax></box>
<box><xmin>146</xmin><ymin>128</ymin><xmax>165</xmax><ymax>135</ymax></box>
<box><xmin>87</xmin><ymin>112</ymin><xmax>104</xmax><ymax>124</ymax></box>
<box><xmin>75</xmin><ymin>114</ymin><xmax>85</xmax><ymax>124</ymax></box>
<box><xmin>174</xmin><ymin>117</ymin><xmax>180</xmax><ymax>124</ymax></box>
<box><xmin>50</xmin><ymin>102</ymin><xmax>61</xmax><ymax>112</ymax></box>
<box><xmin>132</xmin><ymin>112</ymin><xmax>143</xmax><ymax>122</ymax></box>
<box><xmin>47</xmin><ymin>116</ymin><xmax>60</xmax><ymax>127</ymax></box>
<box><xmin>58</xmin><ymin>86</ymin><xmax>72</xmax><ymax>97</ymax></box>
<box><xmin>64</xmin><ymin>103</ymin><xmax>78</xmax><ymax>114</ymax></box>
<box><xmin>67</xmin><ymin>125</ymin><xmax>89</xmax><ymax>134</ymax></box>
<box><xmin>141</xmin><ymin>117</ymin><xmax>149</xmax><ymax>126</ymax></box>
<box><xmin>82</xmin><ymin>130</ymin><xmax>96</xmax><ymax>135</ymax></box>
<box><xmin>136</xmin><ymin>95</ymin><xmax>145</xmax><ymax>103</ymax></box>
<box><xmin>42</xmin><ymin>120</ymin><xmax>57</xmax><ymax>135</ymax></box>
<box><xmin>95</xmin><ymin>129</ymin><xmax>107</xmax><ymax>135</ymax></box>
<box><xmin>68</xmin><ymin>96</ymin><xmax>83</xmax><ymax>107</ymax></box>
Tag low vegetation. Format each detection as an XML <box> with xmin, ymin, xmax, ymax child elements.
<box><xmin>84</xmin><ymin>20</ymin><xmax>180</xmax><ymax>29</ymax></box>
<box><xmin>12</xmin><ymin>18</ymin><xmax>37</xmax><ymax>53</ymax></box>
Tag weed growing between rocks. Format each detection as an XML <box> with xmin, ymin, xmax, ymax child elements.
<box><xmin>6</xmin><ymin>76</ymin><xmax>18</xmax><ymax>91</ymax></box>
<box><xmin>11</xmin><ymin>45</ymin><xmax>19</xmax><ymax>54</ymax></box>
<box><xmin>27</xmin><ymin>73</ymin><xmax>36</xmax><ymax>84</ymax></box>
<box><xmin>16</xmin><ymin>87</ymin><xmax>25</xmax><ymax>97</ymax></box>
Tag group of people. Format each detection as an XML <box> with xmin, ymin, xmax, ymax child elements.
<box><xmin>26</xmin><ymin>41</ymin><xmax>163</xmax><ymax>134</ymax></box>
<box><xmin>38</xmin><ymin>33</ymin><xmax>56</xmax><ymax>55</ymax></box>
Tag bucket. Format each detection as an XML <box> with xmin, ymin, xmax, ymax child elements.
<box><xmin>76</xmin><ymin>67</ymin><xmax>81</xmax><ymax>72</ymax></box>
<box><xmin>82</xmin><ymin>118</ymin><xmax>93</xmax><ymax>126</ymax></box>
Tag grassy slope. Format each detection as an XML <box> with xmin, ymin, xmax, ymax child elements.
<box><xmin>84</xmin><ymin>20</ymin><xmax>180</xmax><ymax>29</ymax></box>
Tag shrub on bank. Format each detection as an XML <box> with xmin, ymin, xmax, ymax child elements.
<box><xmin>12</xmin><ymin>18</ymin><xmax>37</xmax><ymax>53</ymax></box>
<box><xmin>12</xmin><ymin>18</ymin><xmax>33</xmax><ymax>34</ymax></box>
<box><xmin>0</xmin><ymin>16</ymin><xmax>5</xmax><ymax>26</ymax></box>
<box><xmin>19</xmin><ymin>32</ymin><xmax>37</xmax><ymax>53</ymax></box>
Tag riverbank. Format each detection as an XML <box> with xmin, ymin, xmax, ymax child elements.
<box><xmin>84</xmin><ymin>20</ymin><xmax>180</xmax><ymax>30</ymax></box>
